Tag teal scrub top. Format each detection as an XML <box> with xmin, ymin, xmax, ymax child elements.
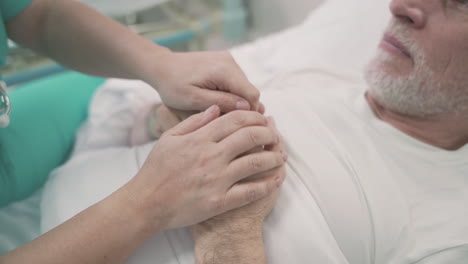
<box><xmin>0</xmin><ymin>0</ymin><xmax>105</xmax><ymax>207</ymax></box>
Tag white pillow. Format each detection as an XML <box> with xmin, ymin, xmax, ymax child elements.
<box><xmin>231</xmin><ymin>0</ymin><xmax>391</xmax><ymax>87</ymax></box>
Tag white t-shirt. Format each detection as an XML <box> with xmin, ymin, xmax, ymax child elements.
<box><xmin>41</xmin><ymin>72</ymin><xmax>468</xmax><ymax>264</ymax></box>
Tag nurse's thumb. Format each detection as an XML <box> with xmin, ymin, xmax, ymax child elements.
<box><xmin>169</xmin><ymin>105</ymin><xmax>220</xmax><ymax>136</ymax></box>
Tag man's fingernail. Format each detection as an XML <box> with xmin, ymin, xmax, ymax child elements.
<box><xmin>236</xmin><ymin>100</ymin><xmax>250</xmax><ymax>110</ymax></box>
<box><xmin>281</xmin><ymin>151</ymin><xmax>288</xmax><ymax>161</ymax></box>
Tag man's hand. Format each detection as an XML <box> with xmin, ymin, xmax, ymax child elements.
<box><xmin>190</xmin><ymin>117</ymin><xmax>286</xmax><ymax>264</ymax></box>
<box><xmin>127</xmin><ymin>106</ymin><xmax>286</xmax><ymax>232</ymax></box>
<box><xmin>145</xmin><ymin>51</ymin><xmax>261</xmax><ymax>113</ymax></box>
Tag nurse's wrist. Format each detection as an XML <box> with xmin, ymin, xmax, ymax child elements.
<box><xmin>111</xmin><ymin>180</ymin><xmax>165</xmax><ymax>237</ymax></box>
<box><xmin>136</xmin><ymin>45</ymin><xmax>173</xmax><ymax>90</ymax></box>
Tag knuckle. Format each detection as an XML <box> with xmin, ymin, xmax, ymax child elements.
<box><xmin>207</xmin><ymin>148</ymin><xmax>223</xmax><ymax>162</ymax></box>
<box><xmin>251</xmin><ymin>89</ymin><xmax>260</xmax><ymax>101</ymax></box>
<box><xmin>200</xmin><ymin>148</ymin><xmax>217</xmax><ymax>164</ymax></box>
<box><xmin>229</xmin><ymin>111</ymin><xmax>264</xmax><ymax>127</ymax></box>
<box><xmin>231</xmin><ymin>111</ymin><xmax>248</xmax><ymax>127</ymax></box>
<box><xmin>210</xmin><ymin>196</ymin><xmax>226</xmax><ymax>213</ymax></box>
<box><xmin>266</xmin><ymin>178</ymin><xmax>276</xmax><ymax>192</ymax></box>
<box><xmin>215</xmin><ymin>96</ymin><xmax>234</xmax><ymax>108</ymax></box>
<box><xmin>187</xmin><ymin>92</ymin><xmax>202</xmax><ymax>108</ymax></box>
<box><xmin>248</xmin><ymin>155</ymin><xmax>264</xmax><ymax>170</ymax></box>
<box><xmin>254</xmin><ymin>112</ymin><xmax>267</xmax><ymax>126</ymax></box>
<box><xmin>266</xmin><ymin>128</ymin><xmax>278</xmax><ymax>144</ymax></box>
<box><xmin>245</xmin><ymin>187</ymin><xmax>259</xmax><ymax>203</ymax></box>
<box><xmin>275</xmin><ymin>152</ymin><xmax>285</xmax><ymax>165</ymax></box>
<box><xmin>247</xmin><ymin>129</ymin><xmax>261</xmax><ymax>146</ymax></box>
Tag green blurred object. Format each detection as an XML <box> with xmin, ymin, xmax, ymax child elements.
<box><xmin>0</xmin><ymin>72</ymin><xmax>104</xmax><ymax>207</ymax></box>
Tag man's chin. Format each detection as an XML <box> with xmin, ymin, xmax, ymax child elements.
<box><xmin>364</xmin><ymin>66</ymin><xmax>467</xmax><ymax>117</ymax></box>
<box><xmin>363</xmin><ymin>62</ymin><xmax>419</xmax><ymax>116</ymax></box>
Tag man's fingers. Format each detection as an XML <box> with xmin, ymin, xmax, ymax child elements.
<box><xmin>223</xmin><ymin>174</ymin><xmax>280</xmax><ymax>212</ymax></box>
<box><xmin>245</xmin><ymin>165</ymin><xmax>287</xmax><ymax>183</ymax></box>
<box><xmin>196</xmin><ymin>110</ymin><xmax>267</xmax><ymax>142</ymax></box>
<box><xmin>169</xmin><ymin>107</ymin><xmax>196</xmax><ymax>121</ymax></box>
<box><xmin>219</xmin><ymin>126</ymin><xmax>278</xmax><ymax>159</ymax></box>
<box><xmin>148</xmin><ymin>104</ymin><xmax>183</xmax><ymax>137</ymax></box>
<box><xmin>226</xmin><ymin>151</ymin><xmax>286</xmax><ymax>183</ymax></box>
<box><xmin>168</xmin><ymin>105</ymin><xmax>220</xmax><ymax>136</ymax></box>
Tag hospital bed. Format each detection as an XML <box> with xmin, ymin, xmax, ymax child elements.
<box><xmin>0</xmin><ymin>0</ymin><xmax>390</xmax><ymax>255</ymax></box>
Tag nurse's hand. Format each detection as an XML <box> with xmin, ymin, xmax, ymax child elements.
<box><xmin>145</xmin><ymin>51</ymin><xmax>260</xmax><ymax>113</ymax></box>
<box><xmin>128</xmin><ymin>102</ymin><xmax>266</xmax><ymax>146</ymax></box>
<box><xmin>127</xmin><ymin>105</ymin><xmax>285</xmax><ymax>232</ymax></box>
<box><xmin>191</xmin><ymin>117</ymin><xmax>286</xmax><ymax>263</ymax></box>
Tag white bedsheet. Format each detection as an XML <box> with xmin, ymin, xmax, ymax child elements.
<box><xmin>40</xmin><ymin>71</ymin><xmax>468</xmax><ymax>264</ymax></box>
<box><xmin>42</xmin><ymin>73</ymin><xmax>373</xmax><ymax>264</ymax></box>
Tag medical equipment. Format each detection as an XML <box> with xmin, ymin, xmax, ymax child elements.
<box><xmin>78</xmin><ymin>0</ymin><xmax>171</xmax><ymax>17</ymax></box>
<box><xmin>0</xmin><ymin>81</ymin><xmax>11</xmax><ymax>127</ymax></box>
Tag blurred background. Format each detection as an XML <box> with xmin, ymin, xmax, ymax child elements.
<box><xmin>1</xmin><ymin>0</ymin><xmax>323</xmax><ymax>86</ymax></box>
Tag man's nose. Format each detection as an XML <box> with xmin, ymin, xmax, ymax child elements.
<box><xmin>390</xmin><ymin>0</ymin><xmax>427</xmax><ymax>29</ymax></box>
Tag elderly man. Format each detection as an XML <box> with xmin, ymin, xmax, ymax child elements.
<box><xmin>42</xmin><ymin>0</ymin><xmax>468</xmax><ymax>263</ymax></box>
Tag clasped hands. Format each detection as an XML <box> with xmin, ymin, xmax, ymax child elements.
<box><xmin>130</xmin><ymin>50</ymin><xmax>286</xmax><ymax>248</ymax></box>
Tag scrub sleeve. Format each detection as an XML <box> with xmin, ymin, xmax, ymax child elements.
<box><xmin>0</xmin><ymin>0</ymin><xmax>105</xmax><ymax>207</ymax></box>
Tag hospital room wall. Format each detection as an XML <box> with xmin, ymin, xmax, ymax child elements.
<box><xmin>205</xmin><ymin>0</ymin><xmax>324</xmax><ymax>50</ymax></box>
<box><xmin>246</xmin><ymin>0</ymin><xmax>324</xmax><ymax>37</ymax></box>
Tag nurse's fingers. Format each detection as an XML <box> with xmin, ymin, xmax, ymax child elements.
<box><xmin>222</xmin><ymin>173</ymin><xmax>281</xmax><ymax>212</ymax></box>
<box><xmin>219</xmin><ymin>126</ymin><xmax>278</xmax><ymax>160</ymax></box>
<box><xmin>195</xmin><ymin>110</ymin><xmax>267</xmax><ymax>142</ymax></box>
<box><xmin>226</xmin><ymin>150</ymin><xmax>287</xmax><ymax>183</ymax></box>
<box><xmin>168</xmin><ymin>105</ymin><xmax>220</xmax><ymax>136</ymax></box>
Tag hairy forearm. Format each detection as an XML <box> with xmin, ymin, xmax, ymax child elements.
<box><xmin>7</xmin><ymin>0</ymin><xmax>168</xmax><ymax>81</ymax></box>
<box><xmin>0</xmin><ymin>184</ymin><xmax>157</xmax><ymax>264</ymax></box>
<box><xmin>192</xmin><ymin>220</ymin><xmax>267</xmax><ymax>264</ymax></box>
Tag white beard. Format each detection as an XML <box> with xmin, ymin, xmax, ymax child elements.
<box><xmin>364</xmin><ymin>23</ymin><xmax>468</xmax><ymax>117</ymax></box>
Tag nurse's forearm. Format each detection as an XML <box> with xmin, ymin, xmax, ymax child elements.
<box><xmin>7</xmin><ymin>0</ymin><xmax>167</xmax><ymax>81</ymax></box>
<box><xmin>0</xmin><ymin>186</ymin><xmax>159</xmax><ymax>264</ymax></box>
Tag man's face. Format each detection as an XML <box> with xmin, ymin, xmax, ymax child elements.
<box><xmin>365</xmin><ymin>0</ymin><xmax>468</xmax><ymax>116</ymax></box>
